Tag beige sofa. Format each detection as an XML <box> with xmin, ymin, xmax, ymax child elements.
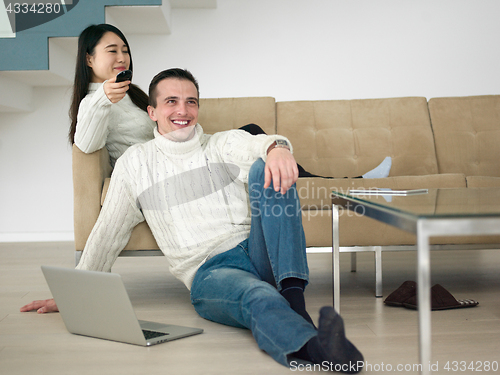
<box><xmin>73</xmin><ymin>95</ymin><xmax>500</xmax><ymax>270</ymax></box>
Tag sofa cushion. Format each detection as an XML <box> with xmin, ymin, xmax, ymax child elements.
<box><xmin>102</xmin><ymin>173</ymin><xmax>469</xmax><ymax>247</ymax></box>
<box><xmin>428</xmin><ymin>95</ymin><xmax>500</xmax><ymax>177</ymax></box>
<box><xmin>199</xmin><ymin>97</ymin><xmax>276</xmax><ymax>135</ymax></box>
<box><xmin>466</xmin><ymin>176</ymin><xmax>500</xmax><ymax>188</ymax></box>
<box><xmin>277</xmin><ymin>97</ymin><xmax>438</xmax><ymax>178</ymax></box>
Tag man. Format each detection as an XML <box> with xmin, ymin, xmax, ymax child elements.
<box><xmin>22</xmin><ymin>68</ymin><xmax>363</xmax><ymax>373</ymax></box>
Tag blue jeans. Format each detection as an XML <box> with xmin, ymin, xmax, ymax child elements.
<box><xmin>190</xmin><ymin>159</ymin><xmax>317</xmax><ymax>366</ymax></box>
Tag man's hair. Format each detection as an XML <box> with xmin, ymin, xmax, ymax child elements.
<box><xmin>148</xmin><ymin>68</ymin><xmax>200</xmax><ymax>108</ymax></box>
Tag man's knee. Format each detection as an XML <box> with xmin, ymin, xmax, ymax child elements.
<box><xmin>249</xmin><ymin>158</ymin><xmax>266</xmax><ymax>185</ymax></box>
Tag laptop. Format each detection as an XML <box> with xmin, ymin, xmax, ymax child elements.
<box><xmin>41</xmin><ymin>265</ymin><xmax>203</xmax><ymax>346</ymax></box>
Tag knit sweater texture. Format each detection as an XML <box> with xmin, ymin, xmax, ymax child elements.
<box><xmin>74</xmin><ymin>82</ymin><xmax>155</xmax><ymax>167</ymax></box>
<box><xmin>76</xmin><ymin>125</ymin><xmax>291</xmax><ymax>289</ymax></box>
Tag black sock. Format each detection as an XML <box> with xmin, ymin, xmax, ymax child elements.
<box><xmin>280</xmin><ymin>278</ymin><xmax>315</xmax><ymax>327</ymax></box>
<box><xmin>293</xmin><ymin>306</ymin><xmax>364</xmax><ymax>374</ymax></box>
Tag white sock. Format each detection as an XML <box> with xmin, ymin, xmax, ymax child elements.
<box><xmin>362</xmin><ymin>156</ymin><xmax>392</xmax><ymax>179</ymax></box>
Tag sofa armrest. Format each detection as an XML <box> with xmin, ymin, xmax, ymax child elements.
<box><xmin>72</xmin><ymin>144</ymin><xmax>112</xmax><ymax>251</ymax></box>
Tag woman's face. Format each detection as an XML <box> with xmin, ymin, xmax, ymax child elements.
<box><xmin>86</xmin><ymin>31</ymin><xmax>130</xmax><ymax>83</ymax></box>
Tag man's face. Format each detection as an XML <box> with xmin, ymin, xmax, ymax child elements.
<box><xmin>148</xmin><ymin>78</ymin><xmax>199</xmax><ymax>142</ymax></box>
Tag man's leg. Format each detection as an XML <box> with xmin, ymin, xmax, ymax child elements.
<box><xmin>246</xmin><ymin>159</ymin><xmax>364</xmax><ymax>373</ymax></box>
<box><xmin>190</xmin><ymin>246</ymin><xmax>317</xmax><ymax>367</ymax></box>
<box><xmin>247</xmin><ymin>159</ymin><xmax>314</xmax><ymax>325</ymax></box>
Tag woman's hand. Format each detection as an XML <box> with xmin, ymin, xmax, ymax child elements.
<box><xmin>103</xmin><ymin>76</ymin><xmax>130</xmax><ymax>103</ymax></box>
<box><xmin>20</xmin><ymin>298</ymin><xmax>59</xmax><ymax>314</ymax></box>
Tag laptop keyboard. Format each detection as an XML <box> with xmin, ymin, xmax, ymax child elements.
<box><xmin>142</xmin><ymin>329</ymin><xmax>169</xmax><ymax>340</ymax></box>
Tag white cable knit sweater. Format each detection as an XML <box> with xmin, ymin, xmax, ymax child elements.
<box><xmin>74</xmin><ymin>82</ymin><xmax>156</xmax><ymax>167</ymax></box>
<box><xmin>76</xmin><ymin>125</ymin><xmax>291</xmax><ymax>289</ymax></box>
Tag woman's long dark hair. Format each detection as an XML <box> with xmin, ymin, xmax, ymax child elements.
<box><xmin>68</xmin><ymin>24</ymin><xmax>149</xmax><ymax>144</ymax></box>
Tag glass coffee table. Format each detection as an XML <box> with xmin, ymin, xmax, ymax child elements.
<box><xmin>331</xmin><ymin>187</ymin><xmax>500</xmax><ymax>375</ymax></box>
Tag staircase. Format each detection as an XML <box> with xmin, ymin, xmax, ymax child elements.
<box><xmin>0</xmin><ymin>0</ymin><xmax>216</xmax><ymax>112</ymax></box>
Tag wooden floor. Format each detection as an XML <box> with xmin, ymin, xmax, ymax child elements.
<box><xmin>1</xmin><ymin>242</ymin><xmax>499</xmax><ymax>374</ymax></box>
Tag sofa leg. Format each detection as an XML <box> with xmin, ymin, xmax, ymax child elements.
<box><xmin>350</xmin><ymin>252</ymin><xmax>357</xmax><ymax>272</ymax></box>
<box><xmin>375</xmin><ymin>246</ymin><xmax>383</xmax><ymax>297</ymax></box>
<box><xmin>75</xmin><ymin>251</ymin><xmax>82</xmax><ymax>266</ymax></box>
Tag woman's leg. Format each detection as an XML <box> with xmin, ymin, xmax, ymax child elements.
<box><xmin>238</xmin><ymin>123</ymin><xmax>324</xmax><ymax>178</ymax></box>
<box><xmin>238</xmin><ymin>123</ymin><xmax>382</xmax><ymax>178</ymax></box>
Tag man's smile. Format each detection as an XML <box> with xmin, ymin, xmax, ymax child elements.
<box><xmin>172</xmin><ymin>120</ymin><xmax>190</xmax><ymax>126</ymax></box>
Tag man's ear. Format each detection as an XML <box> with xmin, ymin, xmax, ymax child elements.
<box><xmin>147</xmin><ymin>105</ymin><xmax>157</xmax><ymax>122</ymax></box>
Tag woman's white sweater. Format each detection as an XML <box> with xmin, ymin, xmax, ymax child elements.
<box><xmin>76</xmin><ymin>125</ymin><xmax>290</xmax><ymax>289</ymax></box>
<box><xmin>74</xmin><ymin>82</ymin><xmax>155</xmax><ymax>167</ymax></box>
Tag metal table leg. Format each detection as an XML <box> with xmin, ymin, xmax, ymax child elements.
<box><xmin>416</xmin><ymin>220</ymin><xmax>432</xmax><ymax>375</ymax></box>
<box><xmin>332</xmin><ymin>204</ymin><xmax>340</xmax><ymax>313</ymax></box>
<box><xmin>375</xmin><ymin>246</ymin><xmax>383</xmax><ymax>298</ymax></box>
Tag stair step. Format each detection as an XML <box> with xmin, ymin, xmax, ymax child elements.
<box><xmin>0</xmin><ymin>0</ymin><xmax>164</xmax><ymax>72</ymax></box>
<box><xmin>0</xmin><ymin>0</ymin><xmax>175</xmax><ymax>112</ymax></box>
<box><xmin>0</xmin><ymin>0</ymin><xmax>217</xmax><ymax>112</ymax></box>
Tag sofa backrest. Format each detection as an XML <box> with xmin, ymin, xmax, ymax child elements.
<box><xmin>198</xmin><ymin>97</ymin><xmax>276</xmax><ymax>135</ymax></box>
<box><xmin>276</xmin><ymin>97</ymin><xmax>438</xmax><ymax>178</ymax></box>
<box><xmin>428</xmin><ymin>95</ymin><xmax>500</xmax><ymax>177</ymax></box>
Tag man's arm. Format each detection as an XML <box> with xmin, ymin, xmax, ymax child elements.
<box><xmin>20</xmin><ymin>156</ymin><xmax>144</xmax><ymax>314</ymax></box>
<box><xmin>75</xmin><ymin>153</ymin><xmax>145</xmax><ymax>272</ymax></box>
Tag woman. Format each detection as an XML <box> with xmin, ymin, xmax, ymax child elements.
<box><xmin>68</xmin><ymin>24</ymin><xmax>155</xmax><ymax>167</ymax></box>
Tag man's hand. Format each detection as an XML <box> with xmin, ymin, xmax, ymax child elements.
<box><xmin>264</xmin><ymin>147</ymin><xmax>299</xmax><ymax>194</ymax></box>
<box><xmin>20</xmin><ymin>298</ymin><xmax>58</xmax><ymax>314</ymax></box>
<box><xmin>103</xmin><ymin>76</ymin><xmax>130</xmax><ymax>103</ymax></box>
